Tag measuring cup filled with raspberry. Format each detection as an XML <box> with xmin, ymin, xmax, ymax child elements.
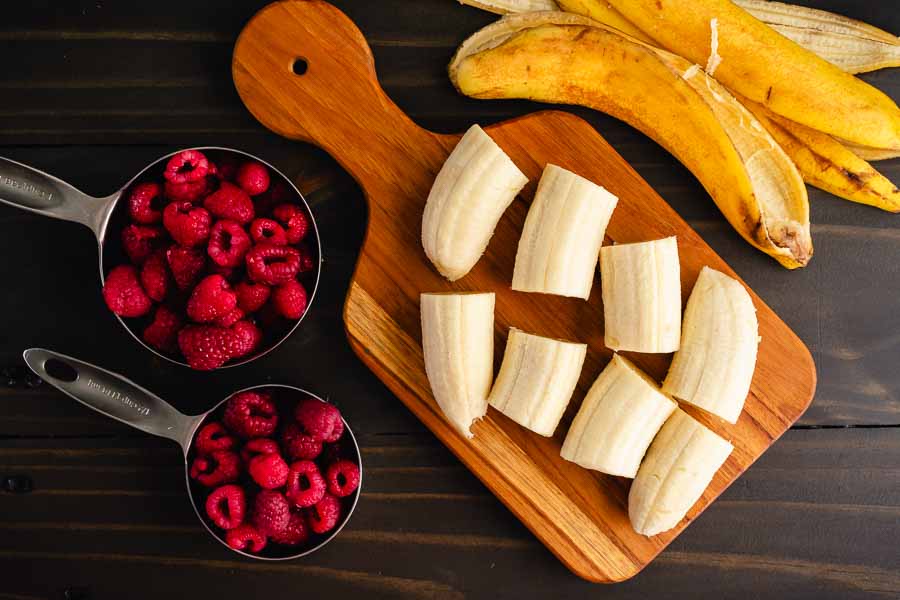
<box><xmin>24</xmin><ymin>348</ymin><xmax>361</xmax><ymax>560</ymax></box>
<box><xmin>0</xmin><ymin>148</ymin><xmax>320</xmax><ymax>370</ymax></box>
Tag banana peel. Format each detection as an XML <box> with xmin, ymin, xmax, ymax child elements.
<box><xmin>842</xmin><ymin>142</ymin><xmax>900</xmax><ymax>163</ymax></box>
<box><xmin>449</xmin><ymin>12</ymin><xmax>812</xmax><ymax>268</ymax></box>
<box><xmin>740</xmin><ymin>97</ymin><xmax>900</xmax><ymax>213</ymax></box>
<box><xmin>601</xmin><ymin>0</ymin><xmax>900</xmax><ymax>151</ymax></box>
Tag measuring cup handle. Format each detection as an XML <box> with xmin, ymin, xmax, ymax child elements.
<box><xmin>0</xmin><ymin>157</ymin><xmax>113</xmax><ymax>235</ymax></box>
<box><xmin>23</xmin><ymin>348</ymin><xmax>200</xmax><ymax>451</ymax></box>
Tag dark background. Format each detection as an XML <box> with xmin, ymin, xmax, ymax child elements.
<box><xmin>0</xmin><ymin>1</ymin><xmax>897</xmax><ymax>598</ymax></box>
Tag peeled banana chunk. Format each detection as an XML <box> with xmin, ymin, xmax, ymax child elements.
<box><xmin>561</xmin><ymin>354</ymin><xmax>676</xmax><ymax>478</ymax></box>
<box><xmin>422</xmin><ymin>124</ymin><xmax>528</xmax><ymax>281</ymax></box>
<box><xmin>421</xmin><ymin>292</ymin><xmax>496</xmax><ymax>438</ymax></box>
<box><xmin>512</xmin><ymin>164</ymin><xmax>618</xmax><ymax>299</ymax></box>
<box><xmin>628</xmin><ymin>408</ymin><xmax>733</xmax><ymax>536</ymax></box>
<box><xmin>488</xmin><ymin>327</ymin><xmax>587</xmax><ymax>436</ymax></box>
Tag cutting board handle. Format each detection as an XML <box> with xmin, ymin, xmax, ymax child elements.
<box><xmin>233</xmin><ymin>0</ymin><xmax>443</xmax><ymax>188</ymax></box>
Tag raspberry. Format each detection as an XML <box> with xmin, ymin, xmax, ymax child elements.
<box><xmin>231</xmin><ymin>320</ymin><xmax>263</xmax><ymax>358</ymax></box>
<box><xmin>226</xmin><ymin>524</ymin><xmax>267</xmax><ymax>553</ymax></box>
<box><xmin>164</xmin><ymin>149</ymin><xmax>210</xmax><ymax>184</ymax></box>
<box><xmin>236</xmin><ymin>161</ymin><xmax>270</xmax><ymax>196</ymax></box>
<box><xmin>281</xmin><ymin>422</ymin><xmax>323</xmax><ymax>461</ymax></box>
<box><xmin>189</xmin><ymin>449</ymin><xmax>240</xmax><ymax>487</ymax></box>
<box><xmin>246</xmin><ymin>244</ymin><xmax>301</xmax><ymax>285</ymax></box>
<box><xmin>272</xmin><ymin>280</ymin><xmax>308</xmax><ymax>320</ymax></box>
<box><xmin>139</xmin><ymin>250</ymin><xmax>169</xmax><ymax>302</ymax></box>
<box><xmin>298</xmin><ymin>246</ymin><xmax>316</xmax><ymax>273</ymax></box>
<box><xmin>252</xmin><ymin>490</ymin><xmax>291</xmax><ymax>536</ymax></box>
<box><xmin>215</xmin><ymin>307</ymin><xmax>245</xmax><ymax>328</ymax></box>
<box><xmin>249</xmin><ymin>218</ymin><xmax>288</xmax><ymax>246</ymax></box>
<box><xmin>163</xmin><ymin>201</ymin><xmax>211</xmax><ymax>247</ymax></box>
<box><xmin>142</xmin><ymin>305</ymin><xmax>182</xmax><ymax>353</ymax></box>
<box><xmin>204</xmin><ymin>182</ymin><xmax>254</xmax><ymax>224</ymax></box>
<box><xmin>194</xmin><ymin>421</ymin><xmax>236</xmax><ymax>455</ymax></box>
<box><xmin>235</xmin><ymin>281</ymin><xmax>271</xmax><ymax>313</ymax></box>
<box><xmin>240</xmin><ymin>438</ymin><xmax>280</xmax><ymax>464</ymax></box>
<box><xmin>249</xmin><ymin>453</ymin><xmax>290</xmax><ymax>489</ymax></box>
<box><xmin>207</xmin><ymin>219</ymin><xmax>251</xmax><ymax>268</ymax></box>
<box><xmin>326</xmin><ymin>460</ymin><xmax>360</xmax><ymax>497</ymax></box>
<box><xmin>294</xmin><ymin>398</ymin><xmax>344</xmax><ymax>443</ymax></box>
<box><xmin>306</xmin><ymin>493</ymin><xmax>341</xmax><ymax>534</ymax></box>
<box><xmin>273</xmin><ymin>204</ymin><xmax>310</xmax><ymax>245</ymax></box>
<box><xmin>128</xmin><ymin>182</ymin><xmax>164</xmax><ymax>224</ymax></box>
<box><xmin>223</xmin><ymin>391</ymin><xmax>278</xmax><ymax>438</ymax></box>
<box><xmin>164</xmin><ymin>178</ymin><xmax>208</xmax><ymax>203</ymax></box>
<box><xmin>178</xmin><ymin>324</ymin><xmax>241</xmax><ymax>370</ymax></box>
<box><xmin>121</xmin><ymin>224</ymin><xmax>163</xmax><ymax>265</ymax></box>
<box><xmin>270</xmin><ymin>509</ymin><xmax>309</xmax><ymax>546</ymax></box>
<box><xmin>166</xmin><ymin>245</ymin><xmax>206</xmax><ymax>290</ymax></box>
<box><xmin>285</xmin><ymin>460</ymin><xmax>326</xmax><ymax>508</ymax></box>
<box><xmin>215</xmin><ymin>156</ymin><xmax>239</xmax><ymax>181</ymax></box>
<box><xmin>205</xmin><ymin>484</ymin><xmax>245</xmax><ymax>530</ymax></box>
<box><xmin>103</xmin><ymin>265</ymin><xmax>152</xmax><ymax>317</ymax></box>
<box><xmin>187</xmin><ymin>275</ymin><xmax>237</xmax><ymax>323</ymax></box>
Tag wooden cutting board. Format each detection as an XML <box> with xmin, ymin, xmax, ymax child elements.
<box><xmin>233</xmin><ymin>0</ymin><xmax>816</xmax><ymax>582</ymax></box>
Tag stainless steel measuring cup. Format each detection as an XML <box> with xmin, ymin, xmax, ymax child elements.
<box><xmin>23</xmin><ymin>347</ymin><xmax>361</xmax><ymax>560</ymax></box>
<box><xmin>0</xmin><ymin>148</ymin><xmax>321</xmax><ymax>369</ymax></box>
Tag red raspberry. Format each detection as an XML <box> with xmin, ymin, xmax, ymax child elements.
<box><xmin>253</xmin><ymin>181</ymin><xmax>291</xmax><ymax>216</ymax></box>
<box><xmin>231</xmin><ymin>320</ymin><xmax>263</xmax><ymax>358</ymax></box>
<box><xmin>204</xmin><ymin>182</ymin><xmax>254</xmax><ymax>224</ymax></box>
<box><xmin>128</xmin><ymin>182</ymin><xmax>164</xmax><ymax>224</ymax></box>
<box><xmin>306</xmin><ymin>493</ymin><xmax>341</xmax><ymax>534</ymax></box>
<box><xmin>121</xmin><ymin>224</ymin><xmax>163</xmax><ymax>265</ymax></box>
<box><xmin>240</xmin><ymin>438</ymin><xmax>280</xmax><ymax>464</ymax></box>
<box><xmin>246</xmin><ymin>244</ymin><xmax>301</xmax><ymax>285</ymax></box>
<box><xmin>272</xmin><ymin>280</ymin><xmax>308</xmax><ymax>320</ymax></box>
<box><xmin>249</xmin><ymin>453</ymin><xmax>290</xmax><ymax>489</ymax></box>
<box><xmin>103</xmin><ymin>265</ymin><xmax>152</xmax><ymax>317</ymax></box>
<box><xmin>298</xmin><ymin>246</ymin><xmax>316</xmax><ymax>273</ymax></box>
<box><xmin>281</xmin><ymin>422</ymin><xmax>323</xmax><ymax>461</ymax></box>
<box><xmin>270</xmin><ymin>509</ymin><xmax>309</xmax><ymax>546</ymax></box>
<box><xmin>252</xmin><ymin>490</ymin><xmax>291</xmax><ymax>536</ymax></box>
<box><xmin>187</xmin><ymin>275</ymin><xmax>237</xmax><ymax>323</ymax></box>
<box><xmin>178</xmin><ymin>324</ymin><xmax>241</xmax><ymax>370</ymax></box>
<box><xmin>294</xmin><ymin>398</ymin><xmax>344</xmax><ymax>443</ymax></box>
<box><xmin>163</xmin><ymin>201</ymin><xmax>211</xmax><ymax>247</ymax></box>
<box><xmin>273</xmin><ymin>204</ymin><xmax>310</xmax><ymax>245</ymax></box>
<box><xmin>223</xmin><ymin>391</ymin><xmax>278</xmax><ymax>438</ymax></box>
<box><xmin>285</xmin><ymin>460</ymin><xmax>326</xmax><ymax>508</ymax></box>
<box><xmin>235</xmin><ymin>281</ymin><xmax>271</xmax><ymax>313</ymax></box>
<box><xmin>215</xmin><ymin>307</ymin><xmax>245</xmax><ymax>328</ymax></box>
<box><xmin>226</xmin><ymin>524</ymin><xmax>267</xmax><ymax>553</ymax></box>
<box><xmin>189</xmin><ymin>449</ymin><xmax>240</xmax><ymax>487</ymax></box>
<box><xmin>236</xmin><ymin>161</ymin><xmax>270</xmax><ymax>196</ymax></box>
<box><xmin>205</xmin><ymin>484</ymin><xmax>245</xmax><ymax>530</ymax></box>
<box><xmin>164</xmin><ymin>149</ymin><xmax>210</xmax><ymax>184</ymax></box>
<box><xmin>249</xmin><ymin>218</ymin><xmax>288</xmax><ymax>246</ymax></box>
<box><xmin>326</xmin><ymin>460</ymin><xmax>360</xmax><ymax>497</ymax></box>
<box><xmin>215</xmin><ymin>156</ymin><xmax>239</xmax><ymax>181</ymax></box>
<box><xmin>139</xmin><ymin>250</ymin><xmax>169</xmax><ymax>302</ymax></box>
<box><xmin>207</xmin><ymin>219</ymin><xmax>251</xmax><ymax>268</ymax></box>
<box><xmin>194</xmin><ymin>422</ymin><xmax>236</xmax><ymax>455</ymax></box>
<box><xmin>164</xmin><ymin>178</ymin><xmax>208</xmax><ymax>203</ymax></box>
<box><xmin>166</xmin><ymin>245</ymin><xmax>206</xmax><ymax>290</ymax></box>
<box><xmin>142</xmin><ymin>305</ymin><xmax>182</xmax><ymax>353</ymax></box>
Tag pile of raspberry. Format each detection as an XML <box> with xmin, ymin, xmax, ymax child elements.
<box><xmin>101</xmin><ymin>149</ymin><xmax>315</xmax><ymax>370</ymax></box>
<box><xmin>190</xmin><ymin>390</ymin><xmax>359</xmax><ymax>555</ymax></box>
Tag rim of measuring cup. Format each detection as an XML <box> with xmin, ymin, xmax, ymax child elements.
<box><xmin>182</xmin><ymin>384</ymin><xmax>362</xmax><ymax>560</ymax></box>
<box><xmin>100</xmin><ymin>147</ymin><xmax>322</xmax><ymax>370</ymax></box>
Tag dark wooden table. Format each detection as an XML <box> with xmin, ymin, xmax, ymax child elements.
<box><xmin>0</xmin><ymin>1</ymin><xmax>897</xmax><ymax>598</ymax></box>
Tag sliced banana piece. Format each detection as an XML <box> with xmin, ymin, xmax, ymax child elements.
<box><xmin>422</xmin><ymin>124</ymin><xmax>528</xmax><ymax>281</ymax></box>
<box><xmin>560</xmin><ymin>354</ymin><xmax>676</xmax><ymax>478</ymax></box>
<box><xmin>628</xmin><ymin>408</ymin><xmax>733</xmax><ymax>536</ymax></box>
<box><xmin>421</xmin><ymin>292</ymin><xmax>496</xmax><ymax>438</ymax></box>
<box><xmin>600</xmin><ymin>237</ymin><xmax>682</xmax><ymax>353</ymax></box>
<box><xmin>662</xmin><ymin>267</ymin><xmax>758</xmax><ymax>424</ymax></box>
<box><xmin>512</xmin><ymin>164</ymin><xmax>618</xmax><ymax>299</ymax></box>
<box><xmin>488</xmin><ymin>328</ymin><xmax>587</xmax><ymax>436</ymax></box>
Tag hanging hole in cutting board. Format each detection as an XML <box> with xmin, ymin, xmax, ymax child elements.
<box><xmin>44</xmin><ymin>358</ymin><xmax>77</xmax><ymax>382</ymax></box>
<box><xmin>292</xmin><ymin>57</ymin><xmax>309</xmax><ymax>76</ymax></box>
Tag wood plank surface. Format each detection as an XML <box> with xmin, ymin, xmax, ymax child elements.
<box><xmin>0</xmin><ymin>0</ymin><xmax>896</xmax><ymax>596</ymax></box>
